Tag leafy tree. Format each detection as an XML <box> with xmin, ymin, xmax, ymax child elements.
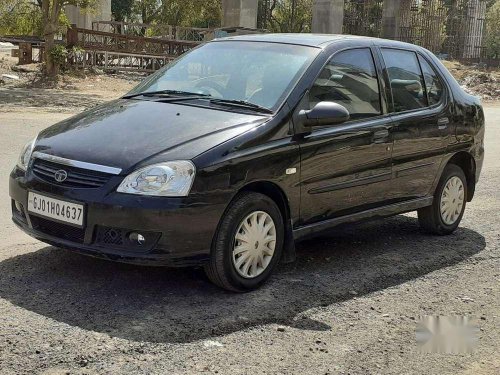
<box><xmin>159</xmin><ymin>0</ymin><xmax>221</xmax><ymax>28</ymax></box>
<box><xmin>258</xmin><ymin>0</ymin><xmax>312</xmax><ymax>33</ymax></box>
<box><xmin>484</xmin><ymin>0</ymin><xmax>500</xmax><ymax>59</ymax></box>
<box><xmin>111</xmin><ymin>0</ymin><xmax>133</xmax><ymax>22</ymax></box>
<box><xmin>40</xmin><ymin>0</ymin><xmax>96</xmax><ymax>76</ymax></box>
<box><xmin>0</xmin><ymin>0</ymin><xmax>43</xmax><ymax>36</ymax></box>
<box><xmin>133</xmin><ymin>0</ymin><xmax>161</xmax><ymax>25</ymax></box>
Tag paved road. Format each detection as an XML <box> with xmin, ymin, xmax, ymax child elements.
<box><xmin>0</xmin><ymin>106</ymin><xmax>498</xmax><ymax>374</ymax></box>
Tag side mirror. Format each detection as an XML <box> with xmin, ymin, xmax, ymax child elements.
<box><xmin>298</xmin><ymin>102</ymin><xmax>350</xmax><ymax>127</ymax></box>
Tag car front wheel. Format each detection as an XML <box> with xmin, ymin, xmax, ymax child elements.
<box><xmin>204</xmin><ymin>192</ymin><xmax>284</xmax><ymax>292</ymax></box>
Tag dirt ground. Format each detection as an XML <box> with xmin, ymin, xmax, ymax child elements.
<box><xmin>0</xmin><ymin>46</ymin><xmax>499</xmax><ymax>374</ymax></box>
<box><xmin>0</xmin><ymin>46</ymin><xmax>140</xmax><ymax>112</ymax></box>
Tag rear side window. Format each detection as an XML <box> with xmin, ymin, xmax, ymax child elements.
<box><xmin>381</xmin><ymin>49</ymin><xmax>428</xmax><ymax>112</ymax></box>
<box><xmin>418</xmin><ymin>56</ymin><xmax>444</xmax><ymax>106</ymax></box>
<box><xmin>310</xmin><ymin>48</ymin><xmax>381</xmax><ymax>120</ymax></box>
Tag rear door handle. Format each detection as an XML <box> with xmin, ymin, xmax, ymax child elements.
<box><xmin>438</xmin><ymin>117</ymin><xmax>449</xmax><ymax>129</ymax></box>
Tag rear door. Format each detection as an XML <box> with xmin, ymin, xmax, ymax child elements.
<box><xmin>378</xmin><ymin>47</ymin><xmax>451</xmax><ymax>201</ymax></box>
<box><xmin>298</xmin><ymin>47</ymin><xmax>394</xmax><ymax>226</ymax></box>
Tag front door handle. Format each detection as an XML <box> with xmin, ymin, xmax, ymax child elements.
<box><xmin>438</xmin><ymin>117</ymin><xmax>449</xmax><ymax>129</ymax></box>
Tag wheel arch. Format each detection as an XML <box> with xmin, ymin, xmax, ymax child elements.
<box><xmin>447</xmin><ymin>151</ymin><xmax>476</xmax><ymax>202</ymax></box>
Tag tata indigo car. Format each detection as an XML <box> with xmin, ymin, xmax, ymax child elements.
<box><xmin>10</xmin><ymin>35</ymin><xmax>484</xmax><ymax>291</ymax></box>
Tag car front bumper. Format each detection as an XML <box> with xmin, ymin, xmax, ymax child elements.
<box><xmin>9</xmin><ymin>168</ymin><xmax>229</xmax><ymax>267</ymax></box>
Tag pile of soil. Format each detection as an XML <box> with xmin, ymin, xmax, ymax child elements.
<box><xmin>443</xmin><ymin>60</ymin><xmax>500</xmax><ymax>101</ymax></box>
<box><xmin>460</xmin><ymin>71</ymin><xmax>499</xmax><ymax>101</ymax></box>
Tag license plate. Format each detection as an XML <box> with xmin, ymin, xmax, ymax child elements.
<box><xmin>27</xmin><ymin>192</ymin><xmax>84</xmax><ymax>227</ymax></box>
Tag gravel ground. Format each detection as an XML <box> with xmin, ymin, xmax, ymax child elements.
<box><xmin>0</xmin><ymin>104</ymin><xmax>498</xmax><ymax>375</ymax></box>
<box><xmin>1</xmin><ymin>47</ymin><xmax>138</xmax><ymax>113</ymax></box>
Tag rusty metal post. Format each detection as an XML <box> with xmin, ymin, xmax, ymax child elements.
<box><xmin>67</xmin><ymin>24</ymin><xmax>79</xmax><ymax>47</ymax></box>
<box><xmin>18</xmin><ymin>43</ymin><xmax>33</xmax><ymax>65</ymax></box>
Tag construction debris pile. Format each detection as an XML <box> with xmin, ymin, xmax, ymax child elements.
<box><xmin>460</xmin><ymin>71</ymin><xmax>499</xmax><ymax>101</ymax></box>
<box><xmin>443</xmin><ymin>60</ymin><xmax>500</xmax><ymax>101</ymax></box>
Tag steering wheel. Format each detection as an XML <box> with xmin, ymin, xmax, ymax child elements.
<box><xmin>194</xmin><ymin>81</ymin><xmax>225</xmax><ymax>98</ymax></box>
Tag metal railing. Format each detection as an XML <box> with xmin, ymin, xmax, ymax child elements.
<box><xmin>67</xmin><ymin>27</ymin><xmax>199</xmax><ymax>58</ymax></box>
<box><xmin>91</xmin><ymin>21</ymin><xmax>211</xmax><ymax>41</ymax></box>
<box><xmin>71</xmin><ymin>50</ymin><xmax>174</xmax><ymax>72</ymax></box>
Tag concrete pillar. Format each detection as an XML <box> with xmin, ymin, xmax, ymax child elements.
<box><xmin>312</xmin><ymin>0</ymin><xmax>344</xmax><ymax>34</ymax></box>
<box><xmin>222</xmin><ymin>0</ymin><xmax>259</xmax><ymax>29</ymax></box>
<box><xmin>462</xmin><ymin>0</ymin><xmax>487</xmax><ymax>58</ymax></box>
<box><xmin>381</xmin><ymin>0</ymin><xmax>402</xmax><ymax>40</ymax></box>
<box><xmin>65</xmin><ymin>0</ymin><xmax>111</xmax><ymax>30</ymax></box>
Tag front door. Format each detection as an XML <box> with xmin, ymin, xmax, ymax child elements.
<box><xmin>298</xmin><ymin>48</ymin><xmax>394</xmax><ymax>227</ymax></box>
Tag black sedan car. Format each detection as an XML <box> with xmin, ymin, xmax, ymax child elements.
<box><xmin>10</xmin><ymin>34</ymin><xmax>484</xmax><ymax>291</ymax></box>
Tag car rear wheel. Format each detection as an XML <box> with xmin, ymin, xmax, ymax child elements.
<box><xmin>204</xmin><ymin>192</ymin><xmax>284</xmax><ymax>292</ymax></box>
<box><xmin>418</xmin><ymin>164</ymin><xmax>467</xmax><ymax>235</ymax></box>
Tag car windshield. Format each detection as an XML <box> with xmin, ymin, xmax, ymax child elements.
<box><xmin>126</xmin><ymin>41</ymin><xmax>320</xmax><ymax>111</ymax></box>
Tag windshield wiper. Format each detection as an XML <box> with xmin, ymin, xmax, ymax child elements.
<box><xmin>123</xmin><ymin>90</ymin><xmax>211</xmax><ymax>100</ymax></box>
<box><xmin>124</xmin><ymin>91</ymin><xmax>273</xmax><ymax>113</ymax></box>
<box><xmin>208</xmin><ymin>99</ymin><xmax>273</xmax><ymax>114</ymax></box>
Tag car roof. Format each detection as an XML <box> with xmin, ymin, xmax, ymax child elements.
<box><xmin>213</xmin><ymin>33</ymin><xmax>421</xmax><ymax>50</ymax></box>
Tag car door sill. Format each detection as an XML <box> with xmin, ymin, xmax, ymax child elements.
<box><xmin>293</xmin><ymin>196</ymin><xmax>433</xmax><ymax>240</ymax></box>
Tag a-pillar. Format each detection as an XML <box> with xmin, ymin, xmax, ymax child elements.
<box><xmin>222</xmin><ymin>0</ymin><xmax>259</xmax><ymax>29</ymax></box>
<box><xmin>312</xmin><ymin>0</ymin><xmax>345</xmax><ymax>34</ymax></box>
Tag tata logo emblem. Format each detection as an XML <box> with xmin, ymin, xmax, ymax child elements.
<box><xmin>54</xmin><ymin>170</ymin><xmax>68</xmax><ymax>183</ymax></box>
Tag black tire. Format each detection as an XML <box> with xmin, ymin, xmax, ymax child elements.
<box><xmin>418</xmin><ymin>164</ymin><xmax>467</xmax><ymax>235</ymax></box>
<box><xmin>204</xmin><ymin>192</ymin><xmax>284</xmax><ymax>292</ymax></box>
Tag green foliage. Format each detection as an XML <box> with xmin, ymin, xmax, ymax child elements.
<box><xmin>484</xmin><ymin>0</ymin><xmax>500</xmax><ymax>59</ymax></box>
<box><xmin>259</xmin><ymin>0</ymin><xmax>313</xmax><ymax>33</ymax></box>
<box><xmin>111</xmin><ymin>0</ymin><xmax>133</xmax><ymax>22</ymax></box>
<box><xmin>49</xmin><ymin>44</ymin><xmax>68</xmax><ymax>66</ymax></box>
<box><xmin>160</xmin><ymin>0</ymin><xmax>221</xmax><ymax>28</ymax></box>
<box><xmin>0</xmin><ymin>0</ymin><xmax>43</xmax><ymax>36</ymax></box>
<box><xmin>133</xmin><ymin>0</ymin><xmax>161</xmax><ymax>24</ymax></box>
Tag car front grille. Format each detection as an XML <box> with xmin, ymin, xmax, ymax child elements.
<box><xmin>30</xmin><ymin>216</ymin><xmax>85</xmax><ymax>243</ymax></box>
<box><xmin>32</xmin><ymin>159</ymin><xmax>112</xmax><ymax>188</ymax></box>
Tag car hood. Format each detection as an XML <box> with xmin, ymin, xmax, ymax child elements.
<box><xmin>35</xmin><ymin>99</ymin><xmax>268</xmax><ymax>173</ymax></box>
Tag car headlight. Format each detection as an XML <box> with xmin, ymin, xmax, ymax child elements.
<box><xmin>117</xmin><ymin>161</ymin><xmax>196</xmax><ymax>197</ymax></box>
<box><xmin>17</xmin><ymin>137</ymin><xmax>36</xmax><ymax>171</ymax></box>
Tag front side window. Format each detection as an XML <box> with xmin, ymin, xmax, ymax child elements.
<box><xmin>381</xmin><ymin>49</ymin><xmax>428</xmax><ymax>112</ymax></box>
<box><xmin>418</xmin><ymin>56</ymin><xmax>444</xmax><ymax>106</ymax></box>
<box><xmin>127</xmin><ymin>41</ymin><xmax>319</xmax><ymax>111</ymax></box>
<box><xmin>309</xmin><ymin>48</ymin><xmax>381</xmax><ymax>120</ymax></box>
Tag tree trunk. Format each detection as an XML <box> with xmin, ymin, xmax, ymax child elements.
<box><xmin>44</xmin><ymin>30</ymin><xmax>58</xmax><ymax>76</ymax></box>
<box><xmin>41</xmin><ymin>0</ymin><xmax>61</xmax><ymax>77</ymax></box>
